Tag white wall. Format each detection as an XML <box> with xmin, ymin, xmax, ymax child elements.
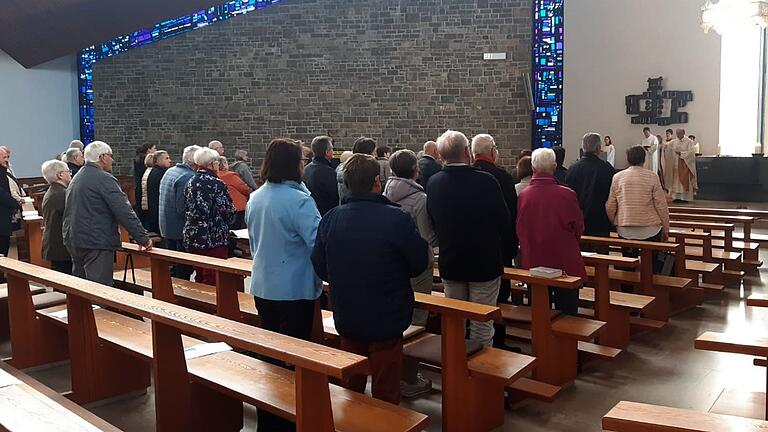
<box><xmin>0</xmin><ymin>50</ymin><xmax>79</xmax><ymax>177</ymax></box>
<box><xmin>564</xmin><ymin>0</ymin><xmax>721</xmax><ymax>168</ymax></box>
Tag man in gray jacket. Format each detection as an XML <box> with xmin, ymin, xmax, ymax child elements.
<box><xmin>63</xmin><ymin>141</ymin><xmax>152</xmax><ymax>286</ymax></box>
<box><xmin>230</xmin><ymin>149</ymin><xmax>258</xmax><ymax>191</ymax></box>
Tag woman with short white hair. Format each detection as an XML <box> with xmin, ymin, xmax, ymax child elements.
<box><xmin>183</xmin><ymin>148</ymin><xmax>236</xmax><ymax>285</ymax></box>
<box><xmin>517</xmin><ymin>147</ymin><xmax>585</xmax><ymax>315</ymax></box>
<box><xmin>40</xmin><ymin>160</ymin><xmax>73</xmax><ymax>274</ymax></box>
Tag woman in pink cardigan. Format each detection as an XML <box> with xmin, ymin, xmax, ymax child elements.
<box><xmin>517</xmin><ymin>148</ymin><xmax>585</xmax><ymax>315</ymax></box>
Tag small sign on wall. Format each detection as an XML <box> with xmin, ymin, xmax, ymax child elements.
<box><xmin>625</xmin><ymin>77</ymin><xmax>693</xmax><ymax>126</ymax></box>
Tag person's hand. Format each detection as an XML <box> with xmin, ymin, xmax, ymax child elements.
<box><xmin>661</xmin><ymin>231</ymin><xmax>669</xmax><ymax>242</ymax></box>
<box><xmin>140</xmin><ymin>240</ymin><xmax>153</xmax><ymax>251</ymax></box>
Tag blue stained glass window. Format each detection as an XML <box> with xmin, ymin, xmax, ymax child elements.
<box><xmin>532</xmin><ymin>0</ymin><xmax>563</xmax><ymax>149</ymax></box>
<box><xmin>77</xmin><ymin>0</ymin><xmax>278</xmax><ymax>143</ymax></box>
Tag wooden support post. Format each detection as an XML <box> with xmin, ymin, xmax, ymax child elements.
<box><xmin>67</xmin><ymin>296</ymin><xmax>150</xmax><ymax>404</ymax></box>
<box><xmin>638</xmin><ymin>250</ymin><xmax>668</xmax><ymax>322</ymax></box>
<box><xmin>441</xmin><ymin>314</ymin><xmax>471</xmax><ymax>432</ymax></box>
<box><xmin>594</xmin><ymin>263</ymin><xmax>629</xmax><ymax>349</ymax></box>
<box><xmin>150</xmin><ymin>258</ymin><xmax>175</xmax><ymax>302</ymax></box>
<box><xmin>152</xmin><ymin>321</ymin><xmax>243</xmax><ymax>432</ymax></box>
<box><xmin>6</xmin><ymin>274</ymin><xmax>67</xmax><ymax>368</ymax></box>
<box><xmin>22</xmin><ymin>218</ymin><xmax>47</xmax><ymax>268</ymax></box>
<box><xmin>295</xmin><ymin>367</ymin><xmax>335</xmax><ymax>432</ymax></box>
<box><xmin>215</xmin><ymin>271</ymin><xmax>242</xmax><ymax>321</ymax></box>
<box><xmin>530</xmin><ymin>282</ymin><xmax>577</xmax><ymax>386</ymax></box>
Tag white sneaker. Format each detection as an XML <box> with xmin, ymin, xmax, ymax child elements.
<box><xmin>400</xmin><ymin>373</ymin><xmax>432</xmax><ymax>398</ymax></box>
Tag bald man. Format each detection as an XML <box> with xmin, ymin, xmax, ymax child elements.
<box><xmin>660</xmin><ymin>128</ymin><xmax>698</xmax><ymax>202</ymax></box>
<box><xmin>417</xmin><ymin>140</ymin><xmax>442</xmax><ymax>187</ymax></box>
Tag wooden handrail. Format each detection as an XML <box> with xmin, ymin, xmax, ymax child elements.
<box><xmin>581</xmin><ymin>235</ymin><xmax>679</xmax><ymax>251</ymax></box>
<box><xmin>670</xmin><ymin>220</ymin><xmax>735</xmax><ymax>231</ymax></box>
<box><xmin>0</xmin><ymin>258</ymin><xmax>368</xmax><ymax>379</ymax></box>
<box><xmin>121</xmin><ymin>242</ymin><xmax>251</xmax><ymax>275</ymax></box>
<box><xmin>414</xmin><ymin>292</ymin><xmax>501</xmax><ymax>321</ymax></box>
<box><xmin>670</xmin><ymin>206</ymin><xmax>768</xmax><ymax>219</ymax></box>
<box><xmin>580</xmin><ymin>253</ymin><xmax>639</xmax><ymax>268</ymax></box>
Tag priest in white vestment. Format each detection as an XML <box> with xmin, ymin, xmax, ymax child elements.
<box><xmin>640</xmin><ymin>127</ymin><xmax>659</xmax><ymax>173</ymax></box>
<box><xmin>660</xmin><ymin>128</ymin><xmax>698</xmax><ymax>202</ymax></box>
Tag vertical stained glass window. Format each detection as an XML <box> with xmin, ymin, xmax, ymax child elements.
<box><xmin>532</xmin><ymin>0</ymin><xmax>563</xmax><ymax>149</ymax></box>
<box><xmin>77</xmin><ymin>0</ymin><xmax>278</xmax><ymax>143</ymax></box>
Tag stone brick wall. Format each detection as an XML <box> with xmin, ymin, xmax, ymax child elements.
<box><xmin>94</xmin><ymin>0</ymin><xmax>533</xmax><ymax>176</ymax></box>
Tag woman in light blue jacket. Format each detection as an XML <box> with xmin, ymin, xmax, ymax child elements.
<box><xmin>246</xmin><ymin>138</ymin><xmax>321</xmax><ymax>340</ymax></box>
<box><xmin>245</xmin><ymin>137</ymin><xmax>321</xmax><ymax>430</ymax></box>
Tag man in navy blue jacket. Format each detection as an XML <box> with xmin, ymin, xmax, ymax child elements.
<box><xmin>312</xmin><ymin>153</ymin><xmax>428</xmax><ymax>405</ymax></box>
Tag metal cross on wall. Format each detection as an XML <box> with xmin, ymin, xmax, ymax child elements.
<box><xmin>625</xmin><ymin>77</ymin><xmax>693</xmax><ymax>126</ymax></box>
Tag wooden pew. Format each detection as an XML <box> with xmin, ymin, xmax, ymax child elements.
<box><xmin>0</xmin><ymin>361</ymin><xmax>121</xmax><ymax>431</ymax></box>
<box><xmin>747</xmin><ymin>294</ymin><xmax>768</xmax><ymax>308</ymax></box>
<box><xmin>2</xmin><ymin>258</ymin><xmax>429</xmax><ymax>432</ymax></box>
<box><xmin>670</xmin><ymin>220</ymin><xmax>761</xmax><ymax>269</ymax></box>
<box><xmin>603</xmin><ymin>400</ymin><xmax>768</xmax><ymax>431</ymax></box>
<box><xmin>579</xmin><ymin>253</ymin><xmax>651</xmax><ymax>349</ymax></box>
<box><xmin>499</xmin><ymin>268</ymin><xmax>589</xmax><ymax>386</ymax></box>
<box><xmin>670</xmin><ymin>213</ymin><xmax>757</xmax><ymax>244</ymax></box>
<box><xmin>123</xmin><ymin>244</ymin><xmax>533</xmax><ymax>432</ymax></box>
<box><xmin>695</xmin><ymin>331</ymin><xmax>768</xmax><ymax>419</ymax></box>
<box><xmin>670</xmin><ymin>206</ymin><xmax>768</xmax><ymax>243</ymax></box>
<box><xmin>119</xmin><ymin>243</ymin><xmax>250</xmax><ymax>322</ymax></box>
<box><xmin>580</xmin><ymin>236</ymin><xmax>692</xmax><ymax>321</ymax></box>
<box><xmin>666</xmin><ymin>230</ymin><xmax>725</xmax><ymax>289</ymax></box>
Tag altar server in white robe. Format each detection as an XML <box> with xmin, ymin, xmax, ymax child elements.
<box><xmin>660</xmin><ymin>128</ymin><xmax>698</xmax><ymax>202</ymax></box>
<box><xmin>640</xmin><ymin>127</ymin><xmax>659</xmax><ymax>173</ymax></box>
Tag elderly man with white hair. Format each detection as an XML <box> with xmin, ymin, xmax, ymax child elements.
<box><xmin>64</xmin><ymin>148</ymin><xmax>84</xmax><ymax>176</ymax></box>
<box><xmin>426</xmin><ymin>130</ymin><xmax>512</xmax><ymax>347</ymax></box>
<box><xmin>517</xmin><ymin>148</ymin><xmax>585</xmax><ymax>315</ymax></box>
<box><xmin>208</xmin><ymin>140</ymin><xmax>225</xmax><ymax>156</ymax></box>
<box><xmin>471</xmin><ymin>133</ymin><xmax>520</xmax><ymax>348</ymax></box>
<box><xmin>40</xmin><ymin>160</ymin><xmax>73</xmax><ymax>274</ymax></box>
<box><xmin>159</xmin><ymin>145</ymin><xmax>200</xmax><ymax>279</ymax></box>
<box><xmin>63</xmin><ymin>141</ymin><xmax>152</xmax><ymax>286</ymax></box>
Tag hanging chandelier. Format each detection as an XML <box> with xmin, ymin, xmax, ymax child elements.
<box><xmin>701</xmin><ymin>0</ymin><xmax>768</xmax><ymax>34</ymax></box>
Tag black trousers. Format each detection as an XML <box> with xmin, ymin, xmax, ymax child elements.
<box><xmin>165</xmin><ymin>239</ymin><xmax>193</xmax><ymax>280</ymax></box>
<box><xmin>619</xmin><ymin>231</ymin><xmax>664</xmax><ymax>292</ymax></box>
<box><xmin>254</xmin><ymin>297</ymin><xmax>316</xmax><ymax>432</ymax></box>
<box><xmin>50</xmin><ymin>260</ymin><xmax>73</xmax><ymax>275</ymax></box>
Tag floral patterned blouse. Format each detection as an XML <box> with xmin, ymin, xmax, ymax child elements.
<box><xmin>183</xmin><ymin>169</ymin><xmax>236</xmax><ymax>250</ymax></box>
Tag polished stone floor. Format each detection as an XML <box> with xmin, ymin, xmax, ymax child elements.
<box><xmin>4</xmin><ymin>200</ymin><xmax>768</xmax><ymax>431</ymax></box>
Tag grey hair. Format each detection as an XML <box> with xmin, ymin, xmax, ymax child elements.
<box><xmin>582</xmin><ymin>132</ymin><xmax>602</xmax><ymax>153</ymax></box>
<box><xmin>182</xmin><ymin>145</ymin><xmax>201</xmax><ymax>166</ymax></box>
<box><xmin>531</xmin><ymin>148</ymin><xmax>556</xmax><ymax>174</ymax></box>
<box><xmin>208</xmin><ymin>140</ymin><xmax>223</xmax><ymax>150</ymax></box>
<box><xmin>234</xmin><ymin>149</ymin><xmax>248</xmax><ymax>161</ymax></box>
<box><xmin>471</xmin><ymin>134</ymin><xmax>495</xmax><ymax>157</ymax></box>
<box><xmin>339</xmin><ymin>151</ymin><xmax>353</xmax><ymax>164</ymax></box>
<box><xmin>63</xmin><ymin>148</ymin><xmax>82</xmax><ymax>163</ymax></box>
<box><xmin>84</xmin><ymin>141</ymin><xmax>112</xmax><ymax>163</ymax></box>
<box><xmin>217</xmin><ymin>156</ymin><xmax>229</xmax><ymax>167</ymax></box>
<box><xmin>436</xmin><ymin>130</ymin><xmax>469</xmax><ymax>163</ymax></box>
<box><xmin>41</xmin><ymin>160</ymin><xmax>69</xmax><ymax>184</ymax></box>
<box><xmin>194</xmin><ymin>148</ymin><xmax>220</xmax><ymax>168</ymax></box>
<box><xmin>69</xmin><ymin>140</ymin><xmax>84</xmax><ymax>151</ymax></box>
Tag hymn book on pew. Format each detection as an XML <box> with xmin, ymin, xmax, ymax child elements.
<box><xmin>529</xmin><ymin>266</ymin><xmax>563</xmax><ymax>279</ymax></box>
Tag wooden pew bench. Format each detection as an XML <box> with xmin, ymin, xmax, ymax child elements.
<box><xmin>670</xmin><ymin>216</ymin><xmax>759</xmax><ymax>272</ymax></box>
<box><xmin>666</xmin><ymin>230</ymin><xmax>726</xmax><ymax>288</ymax></box>
<box><xmin>582</xmin><ymin>235</ymin><xmax>694</xmax><ymax>321</ymax></box>
<box><xmin>112</xmin><ymin>268</ymin><xmax>260</xmax><ymax>325</ymax></box>
<box><xmin>747</xmin><ymin>294</ymin><xmax>768</xmax><ymax>308</ymax></box>
<box><xmin>3</xmin><ymin>258</ymin><xmax>429</xmax><ymax>432</ymax></box>
<box><xmin>321</xmin><ymin>295</ymin><xmax>536</xmax><ymax>432</ymax></box>
<box><xmin>695</xmin><ymin>331</ymin><xmax>768</xmax><ymax>419</ymax></box>
<box><xmin>0</xmin><ymin>361</ymin><xmax>121</xmax><ymax>431</ymax></box>
<box><xmin>603</xmin><ymin>400</ymin><xmax>768</xmax><ymax>431</ymax></box>
<box><xmin>670</xmin><ymin>212</ymin><xmax>756</xmax><ymax>244</ymax></box>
